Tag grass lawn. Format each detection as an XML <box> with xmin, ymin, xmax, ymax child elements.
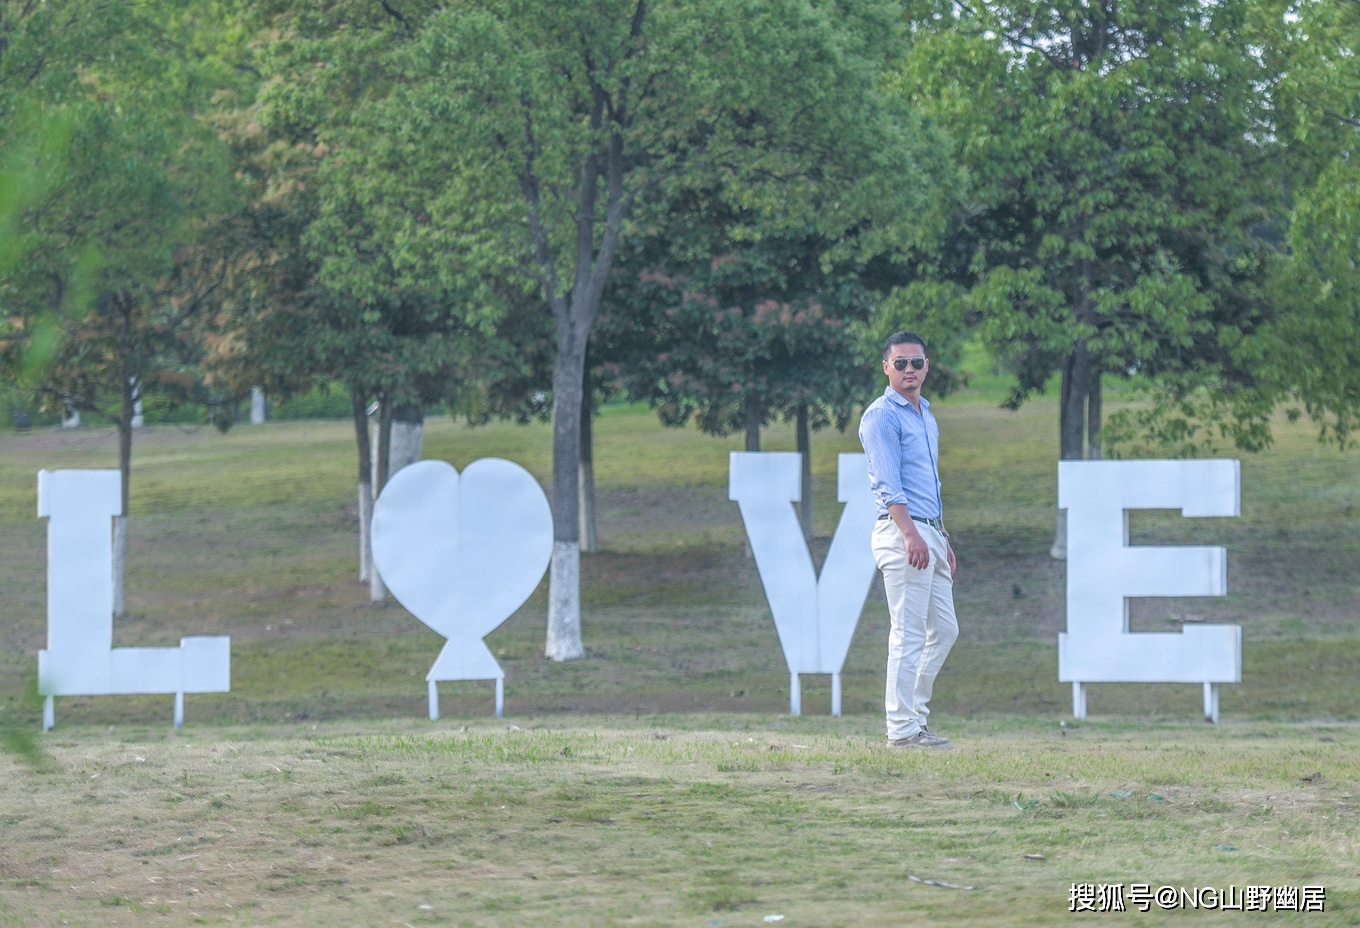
<box><xmin>1</xmin><ymin>718</ymin><xmax>1355</xmax><ymax>926</ymax></box>
<box><xmin>0</xmin><ymin>387</ymin><xmax>1357</xmax><ymax>924</ymax></box>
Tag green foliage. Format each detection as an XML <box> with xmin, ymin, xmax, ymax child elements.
<box><xmin>0</xmin><ymin>0</ymin><xmax>247</xmax><ymax>438</ymax></box>
<box><xmin>605</xmin><ymin>248</ymin><xmax>877</xmax><ymax>435</ymax></box>
<box><xmin>854</xmin><ymin>280</ymin><xmax>972</xmax><ymax>398</ymax></box>
<box><xmin>256</xmin><ymin>0</ymin><xmax>956</xmax><ymax>587</ymax></box>
<box><xmin>210</xmin><ymin>1</ymin><xmax>544</xmax><ymax>429</ymax></box>
<box><xmin>271</xmin><ymin>383</ymin><xmax>354</xmax><ymax>420</ymax></box>
<box><xmin>281</xmin><ymin>0</ymin><xmax>945</xmax><ymax>325</ymax></box>
<box><xmin>6</xmin><ymin>0</ymin><xmax>1360</xmax><ymax>468</ymax></box>
<box><xmin>1102</xmin><ymin>376</ymin><xmax>1278</xmax><ymax>457</ymax></box>
<box><xmin>1257</xmin><ymin>0</ymin><xmax>1360</xmax><ymax>446</ymax></box>
<box><xmin>890</xmin><ymin>0</ymin><xmax>1283</xmax><ymax>456</ymax></box>
<box><xmin>591</xmin><ymin>2</ymin><xmax>955</xmax><ymax>434</ymax></box>
<box><xmin>0</xmin><ymin>106</ymin><xmax>82</xmax><ymax>390</ymax></box>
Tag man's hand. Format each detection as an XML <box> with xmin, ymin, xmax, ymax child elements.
<box><xmin>946</xmin><ymin>541</ymin><xmax>957</xmax><ymax>577</ymax></box>
<box><xmin>903</xmin><ymin>522</ymin><xmax>930</xmax><ymax>570</ymax></box>
<box><xmin>887</xmin><ymin>505</ymin><xmax>931</xmax><ymax>570</ymax></box>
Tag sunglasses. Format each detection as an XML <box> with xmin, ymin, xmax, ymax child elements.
<box><xmin>890</xmin><ymin>357</ymin><xmax>927</xmax><ymax>371</ymax></box>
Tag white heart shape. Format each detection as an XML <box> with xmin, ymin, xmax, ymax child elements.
<box><xmin>370</xmin><ymin>459</ymin><xmax>552</xmax><ymax>651</ymax></box>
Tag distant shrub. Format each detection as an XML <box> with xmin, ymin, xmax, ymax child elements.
<box><xmin>272</xmin><ymin>384</ymin><xmax>354</xmax><ymax>421</ymax></box>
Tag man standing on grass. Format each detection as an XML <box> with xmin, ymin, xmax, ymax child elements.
<box><xmin>858</xmin><ymin>331</ymin><xmax>959</xmax><ymax>749</ymax></box>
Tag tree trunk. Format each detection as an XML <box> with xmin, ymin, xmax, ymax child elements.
<box><xmin>374</xmin><ymin>397</ymin><xmax>392</xmax><ymax>494</ymax></box>
<box><xmin>796</xmin><ymin>403</ymin><xmax>812</xmax><ymax>542</ymax></box>
<box><xmin>352</xmin><ymin>389</ymin><xmax>373</xmax><ymax>584</ymax></box>
<box><xmin>546</xmin><ymin>329</ymin><xmax>588</xmax><ymax>661</ymax></box>
<box><xmin>1052</xmin><ymin>349</ymin><xmax>1093</xmax><ymax>559</ymax></box>
<box><xmin>1087</xmin><ymin>372</ymin><xmax>1102</xmax><ymax>460</ymax></box>
<box><xmin>114</xmin><ymin>296</ymin><xmax>135</xmax><ymax>618</ymax></box>
<box><xmin>744</xmin><ymin>393</ymin><xmax>762</xmax><ymax>452</ymax></box>
<box><xmin>389</xmin><ymin>402</ymin><xmax>424</xmax><ymax>477</ymax></box>
<box><xmin>250</xmin><ymin>386</ymin><xmax>266</xmax><ymax>425</ymax></box>
<box><xmin>537</xmin><ymin>73</ymin><xmax>636</xmax><ymax>661</ymax></box>
<box><xmin>1053</xmin><ymin>258</ymin><xmax>1095</xmax><ymax>560</ymax></box>
<box><xmin>369</xmin><ymin>397</ymin><xmax>393</xmax><ymax>603</ymax></box>
<box><xmin>1058</xmin><ymin>350</ymin><xmax>1090</xmax><ymax>463</ymax></box>
<box><xmin>579</xmin><ymin>385</ymin><xmax>598</xmax><ymax>554</ymax></box>
<box><xmin>111</xmin><ymin>515</ymin><xmax>127</xmax><ymax>619</ymax></box>
<box><xmin>738</xmin><ymin>392</ymin><xmax>765</xmax><ymax>560</ymax></box>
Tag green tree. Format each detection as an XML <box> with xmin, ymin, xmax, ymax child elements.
<box><xmin>0</xmin><ymin>0</ymin><xmax>159</xmax><ymax>395</ymax></box>
<box><xmin>892</xmin><ymin>0</ymin><xmax>1281</xmax><ymax>554</ymax></box>
<box><xmin>200</xmin><ymin>113</ymin><xmax>505</xmax><ymax>597</ymax></box>
<box><xmin>1257</xmin><ymin>0</ymin><xmax>1360</xmax><ymax>445</ymax></box>
<box><xmin>0</xmin><ymin>1</ymin><xmax>246</xmax><ymax>611</ymax></box>
<box><xmin>212</xmin><ymin>28</ymin><xmax>553</xmax><ymax>593</ymax></box>
<box><xmin>207</xmin><ymin>1</ymin><xmax>448</xmax><ymax>596</ymax></box>
<box><xmin>0</xmin><ymin>114</ymin><xmax>56</xmax><ymax>763</ymax></box>
<box><xmin>288</xmin><ymin>0</ymin><xmax>947</xmax><ymax>658</ymax></box>
<box><xmin>603</xmin><ymin>224</ymin><xmax>885</xmax><ymax>540</ymax></box>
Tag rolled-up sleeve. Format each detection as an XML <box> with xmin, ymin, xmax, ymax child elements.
<box><xmin>859</xmin><ymin>404</ymin><xmax>908</xmax><ymax>512</ymax></box>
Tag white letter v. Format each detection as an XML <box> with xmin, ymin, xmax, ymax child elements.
<box><xmin>729</xmin><ymin>452</ymin><xmax>877</xmax><ymax>675</ymax></box>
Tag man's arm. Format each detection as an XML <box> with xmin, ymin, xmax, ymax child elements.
<box><xmin>887</xmin><ymin>503</ymin><xmax>930</xmax><ymax>570</ymax></box>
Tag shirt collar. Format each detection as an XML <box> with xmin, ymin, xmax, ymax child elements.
<box><xmin>883</xmin><ymin>385</ymin><xmax>929</xmax><ymax>412</ymax></box>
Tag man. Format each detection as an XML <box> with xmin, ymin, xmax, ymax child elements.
<box><xmin>858</xmin><ymin>331</ymin><xmax>959</xmax><ymax>749</ymax></box>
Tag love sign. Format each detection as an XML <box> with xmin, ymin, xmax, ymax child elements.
<box><xmin>370</xmin><ymin>459</ymin><xmax>552</xmax><ymax>719</ymax></box>
<box><xmin>31</xmin><ymin>454</ymin><xmax>1249</xmax><ymax>729</ymax></box>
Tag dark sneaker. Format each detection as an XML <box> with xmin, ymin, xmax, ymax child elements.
<box><xmin>889</xmin><ymin>729</ymin><xmax>953</xmax><ymax>749</ymax></box>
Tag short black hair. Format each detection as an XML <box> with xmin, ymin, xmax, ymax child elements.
<box><xmin>883</xmin><ymin>330</ymin><xmax>927</xmax><ymax>360</ymax></box>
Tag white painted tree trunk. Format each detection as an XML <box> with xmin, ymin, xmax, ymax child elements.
<box><xmin>388</xmin><ymin>420</ymin><xmax>423</xmax><ymax>476</ymax></box>
<box><xmin>538</xmin><ymin>119</ymin><xmax>630</xmax><ymax>662</ymax></box>
<box><xmin>130</xmin><ymin>379</ymin><xmax>143</xmax><ymax>429</ymax></box>
<box><xmin>250</xmin><ymin>387</ymin><xmax>266</xmax><ymax>425</ymax></box>
<box><xmin>368</xmin><ymin>557</ymin><xmax>388</xmax><ymax>601</ymax></box>
<box><xmin>545</xmin><ymin>366</ymin><xmax>587</xmax><ymax>661</ymax></box>
<box><xmin>352</xmin><ymin>389</ymin><xmax>375</xmax><ymax>586</ymax></box>
<box><xmin>61</xmin><ymin>406</ymin><xmax>79</xmax><ymax>428</ymax></box>
<box><xmin>369</xmin><ymin>419</ymin><xmax>388</xmax><ymax>602</ymax></box>
<box><xmin>1051</xmin><ymin>509</ymin><xmax>1067</xmax><ymax>560</ymax></box>
<box><xmin>112</xmin><ymin>515</ymin><xmax>127</xmax><ymax>618</ymax></box>
<box><xmin>370</xmin><ymin>421</ymin><xmax>382</xmax><ymax>498</ymax></box>
<box><xmin>358</xmin><ymin>481</ymin><xmax>373</xmax><ymax>583</ymax></box>
<box><xmin>546</xmin><ymin>541</ymin><xmax>584</xmax><ymax>659</ymax></box>
<box><xmin>578</xmin><ymin>391</ymin><xmax>598</xmax><ymax>553</ymax></box>
<box><xmin>368</xmin><ymin>413</ymin><xmax>423</xmax><ymax>603</ymax></box>
<box><xmin>578</xmin><ymin>460</ymin><xmax>597</xmax><ymax>553</ymax></box>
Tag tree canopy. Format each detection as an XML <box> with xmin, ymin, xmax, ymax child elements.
<box><xmin>1257</xmin><ymin>0</ymin><xmax>1360</xmax><ymax>447</ymax></box>
<box><xmin>890</xmin><ymin>0</ymin><xmax>1282</xmax><ymax>460</ymax></box>
<box><xmin>6</xmin><ymin>0</ymin><xmax>1360</xmax><ymax>621</ymax></box>
<box><xmin>258</xmin><ymin>0</ymin><xmax>952</xmax><ymax>656</ymax></box>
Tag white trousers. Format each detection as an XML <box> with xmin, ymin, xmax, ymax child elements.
<box><xmin>872</xmin><ymin>518</ymin><xmax>958</xmax><ymax>741</ymax></box>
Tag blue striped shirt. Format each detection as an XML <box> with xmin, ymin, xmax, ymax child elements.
<box><xmin>858</xmin><ymin>387</ymin><xmax>943</xmax><ymax>520</ymax></box>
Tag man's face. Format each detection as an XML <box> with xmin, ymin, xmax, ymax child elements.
<box><xmin>883</xmin><ymin>342</ymin><xmax>929</xmax><ymax>395</ymax></box>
